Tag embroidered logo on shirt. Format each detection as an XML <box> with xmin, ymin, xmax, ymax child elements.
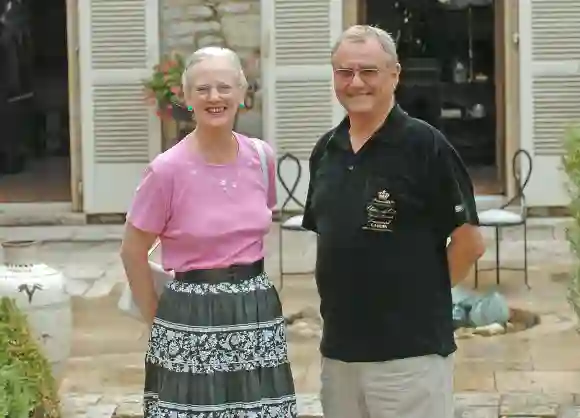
<box><xmin>378</xmin><ymin>190</ymin><xmax>390</xmax><ymax>201</ymax></box>
<box><xmin>363</xmin><ymin>189</ymin><xmax>397</xmax><ymax>232</ymax></box>
<box><xmin>455</xmin><ymin>204</ymin><xmax>465</xmax><ymax>213</ymax></box>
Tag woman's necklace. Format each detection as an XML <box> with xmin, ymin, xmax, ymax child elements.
<box><xmin>195</xmin><ymin>134</ymin><xmax>241</xmax><ymax>196</ymax></box>
<box><xmin>215</xmin><ymin>169</ymin><xmax>240</xmax><ymax>195</ymax></box>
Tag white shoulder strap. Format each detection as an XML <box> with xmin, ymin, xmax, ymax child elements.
<box><xmin>249</xmin><ymin>137</ymin><xmax>269</xmax><ymax>190</ymax></box>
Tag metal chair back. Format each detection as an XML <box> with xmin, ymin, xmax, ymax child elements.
<box><xmin>501</xmin><ymin>149</ymin><xmax>533</xmax><ymax>216</ymax></box>
<box><xmin>277</xmin><ymin>152</ymin><xmax>305</xmax><ymax>213</ymax></box>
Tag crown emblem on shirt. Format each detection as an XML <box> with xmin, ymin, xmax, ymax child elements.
<box><xmin>377</xmin><ymin>190</ymin><xmax>390</xmax><ymax>201</ymax></box>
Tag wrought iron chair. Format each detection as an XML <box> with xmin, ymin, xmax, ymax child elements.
<box><xmin>474</xmin><ymin>149</ymin><xmax>533</xmax><ymax>289</ymax></box>
<box><xmin>276</xmin><ymin>153</ymin><xmax>313</xmax><ymax>291</ymax></box>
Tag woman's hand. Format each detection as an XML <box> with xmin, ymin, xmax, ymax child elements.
<box><xmin>120</xmin><ymin>223</ymin><xmax>159</xmax><ymax>325</ymax></box>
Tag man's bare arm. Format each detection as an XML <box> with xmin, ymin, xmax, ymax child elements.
<box><xmin>447</xmin><ymin>223</ymin><xmax>485</xmax><ymax>287</ymax></box>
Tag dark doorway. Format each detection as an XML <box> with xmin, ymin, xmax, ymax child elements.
<box><xmin>364</xmin><ymin>0</ymin><xmax>501</xmax><ymax>194</ymax></box>
<box><xmin>0</xmin><ymin>0</ymin><xmax>71</xmax><ymax>202</ymax></box>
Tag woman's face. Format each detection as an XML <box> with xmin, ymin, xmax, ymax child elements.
<box><xmin>184</xmin><ymin>57</ymin><xmax>245</xmax><ymax>129</ymax></box>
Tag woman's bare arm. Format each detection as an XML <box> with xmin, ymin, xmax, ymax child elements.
<box><xmin>120</xmin><ymin>222</ymin><xmax>159</xmax><ymax>325</ymax></box>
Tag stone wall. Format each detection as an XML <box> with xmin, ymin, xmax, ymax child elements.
<box><xmin>159</xmin><ymin>0</ymin><xmax>263</xmax><ymax>138</ymax></box>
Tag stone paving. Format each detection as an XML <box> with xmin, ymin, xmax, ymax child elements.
<box><xmin>0</xmin><ymin>218</ymin><xmax>575</xmax><ymax>296</ymax></box>
<box><xmin>60</xmin><ymin>391</ymin><xmax>580</xmax><ymax>417</ymax></box>
<box><xmin>1</xmin><ymin>222</ymin><xmax>580</xmax><ymax>417</ymax></box>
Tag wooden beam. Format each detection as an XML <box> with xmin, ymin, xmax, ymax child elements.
<box><xmin>66</xmin><ymin>0</ymin><xmax>82</xmax><ymax>211</ymax></box>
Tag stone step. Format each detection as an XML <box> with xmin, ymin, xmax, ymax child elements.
<box><xmin>60</xmin><ymin>391</ymin><xmax>580</xmax><ymax>418</ymax></box>
<box><xmin>107</xmin><ymin>394</ymin><xmax>324</xmax><ymax>418</ymax></box>
<box><xmin>0</xmin><ymin>219</ymin><xmax>569</xmax><ymax>243</ymax></box>
<box><xmin>0</xmin><ymin>224</ymin><xmax>125</xmax><ymax>242</ymax></box>
<box><xmin>292</xmin><ymin>392</ymin><xmax>580</xmax><ymax>418</ymax></box>
<box><xmin>0</xmin><ymin>215</ymin><xmax>573</xmax><ymax>249</ymax></box>
<box><xmin>0</xmin><ymin>211</ymin><xmax>87</xmax><ymax>227</ymax></box>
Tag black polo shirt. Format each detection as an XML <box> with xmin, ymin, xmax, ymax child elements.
<box><xmin>302</xmin><ymin>104</ymin><xmax>479</xmax><ymax>362</ymax></box>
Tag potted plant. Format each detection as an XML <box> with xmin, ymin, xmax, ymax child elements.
<box><xmin>142</xmin><ymin>52</ymin><xmax>192</xmax><ymax>122</ymax></box>
<box><xmin>562</xmin><ymin>124</ymin><xmax>580</xmax><ymax>330</ymax></box>
<box><xmin>0</xmin><ymin>297</ymin><xmax>60</xmax><ymax>417</ymax></box>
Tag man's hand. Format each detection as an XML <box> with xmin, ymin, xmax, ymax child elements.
<box><xmin>120</xmin><ymin>223</ymin><xmax>159</xmax><ymax>324</ymax></box>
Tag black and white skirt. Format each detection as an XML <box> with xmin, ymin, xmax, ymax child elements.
<box><xmin>143</xmin><ymin>268</ymin><xmax>297</xmax><ymax>417</ymax></box>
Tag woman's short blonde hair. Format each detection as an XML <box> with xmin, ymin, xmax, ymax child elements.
<box><xmin>181</xmin><ymin>46</ymin><xmax>248</xmax><ymax>94</ymax></box>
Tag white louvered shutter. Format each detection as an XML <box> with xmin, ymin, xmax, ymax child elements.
<box><xmin>79</xmin><ymin>0</ymin><xmax>161</xmax><ymax>214</ymax></box>
<box><xmin>526</xmin><ymin>0</ymin><xmax>580</xmax><ymax>206</ymax></box>
<box><xmin>262</xmin><ymin>0</ymin><xmax>344</xmax><ymax>209</ymax></box>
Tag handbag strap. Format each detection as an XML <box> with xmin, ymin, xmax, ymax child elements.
<box><xmin>148</xmin><ymin>138</ymin><xmax>270</xmax><ymax>257</ymax></box>
<box><xmin>149</xmin><ymin>240</ymin><xmax>160</xmax><ymax>256</ymax></box>
<box><xmin>249</xmin><ymin>137</ymin><xmax>269</xmax><ymax>190</ymax></box>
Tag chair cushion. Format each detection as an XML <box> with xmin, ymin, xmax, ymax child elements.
<box><xmin>281</xmin><ymin>215</ymin><xmax>305</xmax><ymax>231</ymax></box>
<box><xmin>478</xmin><ymin>209</ymin><xmax>523</xmax><ymax>226</ymax></box>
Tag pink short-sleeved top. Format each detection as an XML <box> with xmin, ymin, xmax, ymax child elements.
<box><xmin>126</xmin><ymin>133</ymin><xmax>277</xmax><ymax>272</ymax></box>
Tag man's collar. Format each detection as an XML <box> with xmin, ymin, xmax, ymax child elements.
<box><xmin>331</xmin><ymin>104</ymin><xmax>409</xmax><ymax>150</ymax></box>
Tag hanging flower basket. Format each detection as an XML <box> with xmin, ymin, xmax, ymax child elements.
<box><xmin>142</xmin><ymin>52</ymin><xmax>189</xmax><ymax>121</ymax></box>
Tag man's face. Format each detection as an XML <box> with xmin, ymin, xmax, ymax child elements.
<box><xmin>331</xmin><ymin>38</ymin><xmax>400</xmax><ymax>115</ymax></box>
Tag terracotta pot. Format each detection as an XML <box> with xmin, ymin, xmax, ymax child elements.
<box><xmin>0</xmin><ymin>240</ymin><xmax>72</xmax><ymax>382</ymax></box>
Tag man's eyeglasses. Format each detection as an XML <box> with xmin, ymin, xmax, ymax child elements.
<box><xmin>333</xmin><ymin>68</ymin><xmax>380</xmax><ymax>82</ymax></box>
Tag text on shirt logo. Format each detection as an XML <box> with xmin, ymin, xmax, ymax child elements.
<box><xmin>363</xmin><ymin>189</ymin><xmax>397</xmax><ymax>232</ymax></box>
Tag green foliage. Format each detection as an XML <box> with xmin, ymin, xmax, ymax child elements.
<box><xmin>562</xmin><ymin>124</ymin><xmax>580</xmax><ymax>323</ymax></box>
<box><xmin>0</xmin><ymin>297</ymin><xmax>60</xmax><ymax>418</ymax></box>
<box><xmin>142</xmin><ymin>52</ymin><xmax>186</xmax><ymax>118</ymax></box>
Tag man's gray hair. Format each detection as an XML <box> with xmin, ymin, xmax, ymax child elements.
<box><xmin>331</xmin><ymin>25</ymin><xmax>399</xmax><ymax>63</ymax></box>
<box><xmin>181</xmin><ymin>46</ymin><xmax>248</xmax><ymax>92</ymax></box>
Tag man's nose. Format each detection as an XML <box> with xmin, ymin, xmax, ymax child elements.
<box><xmin>350</xmin><ymin>72</ymin><xmax>365</xmax><ymax>87</ymax></box>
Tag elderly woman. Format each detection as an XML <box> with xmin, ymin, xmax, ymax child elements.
<box><xmin>120</xmin><ymin>47</ymin><xmax>297</xmax><ymax>417</ymax></box>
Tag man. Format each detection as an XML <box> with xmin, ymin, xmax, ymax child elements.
<box><xmin>302</xmin><ymin>25</ymin><xmax>485</xmax><ymax>418</ymax></box>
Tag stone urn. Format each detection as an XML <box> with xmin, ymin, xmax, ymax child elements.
<box><xmin>0</xmin><ymin>240</ymin><xmax>72</xmax><ymax>382</ymax></box>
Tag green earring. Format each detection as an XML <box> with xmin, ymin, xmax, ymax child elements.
<box><xmin>187</xmin><ymin>105</ymin><xmax>193</xmax><ymax>111</ymax></box>
<box><xmin>239</xmin><ymin>103</ymin><xmax>245</xmax><ymax>109</ymax></box>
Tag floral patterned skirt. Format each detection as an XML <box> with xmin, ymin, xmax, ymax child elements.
<box><xmin>143</xmin><ymin>271</ymin><xmax>297</xmax><ymax>418</ymax></box>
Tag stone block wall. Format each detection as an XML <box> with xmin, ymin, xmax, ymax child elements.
<box><xmin>159</xmin><ymin>0</ymin><xmax>263</xmax><ymax>138</ymax></box>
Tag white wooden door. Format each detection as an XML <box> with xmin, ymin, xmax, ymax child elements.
<box><xmin>78</xmin><ymin>0</ymin><xmax>161</xmax><ymax>214</ymax></box>
<box><xmin>520</xmin><ymin>0</ymin><xmax>580</xmax><ymax>207</ymax></box>
<box><xmin>262</xmin><ymin>0</ymin><xmax>344</xmax><ymax>210</ymax></box>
